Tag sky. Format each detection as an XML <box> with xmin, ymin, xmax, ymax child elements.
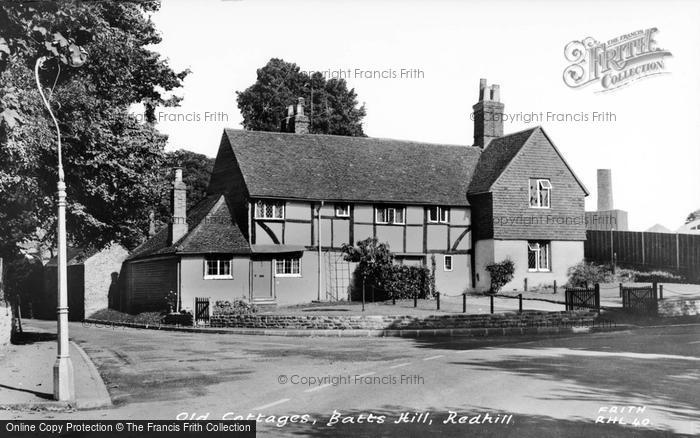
<box><xmin>138</xmin><ymin>0</ymin><xmax>700</xmax><ymax>232</ymax></box>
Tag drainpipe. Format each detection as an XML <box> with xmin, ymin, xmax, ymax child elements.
<box><xmin>318</xmin><ymin>201</ymin><xmax>324</xmax><ymax>301</ymax></box>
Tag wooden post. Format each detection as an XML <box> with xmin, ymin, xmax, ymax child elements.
<box><xmin>659</xmin><ymin>284</ymin><xmax>664</xmax><ymax>300</ymax></box>
<box><xmin>553</xmin><ymin>280</ymin><xmax>557</xmax><ymax>294</ymax></box>
<box><xmin>15</xmin><ymin>294</ymin><xmax>23</xmax><ymax>333</ymax></box>
<box><xmin>436</xmin><ymin>292</ymin><xmax>440</xmax><ymax>311</ymax></box>
<box><xmin>653</xmin><ymin>282</ymin><xmax>658</xmax><ymax>300</ymax></box>
<box><xmin>462</xmin><ymin>293</ymin><xmax>466</xmax><ymax>313</ymax></box>
<box><xmin>518</xmin><ymin>293</ymin><xmax>522</xmax><ymax>313</ymax></box>
<box><xmin>612</xmin><ymin>252</ymin><xmax>617</xmax><ymax>274</ymax></box>
<box><xmin>619</xmin><ymin>282</ymin><xmax>622</xmax><ymax>298</ymax></box>
<box><xmin>414</xmin><ymin>291</ymin><xmax>417</xmax><ymax>308</ymax></box>
<box><xmin>594</xmin><ymin>283</ymin><xmax>601</xmax><ymax>314</ymax></box>
<box><xmin>392</xmin><ymin>295</ymin><xmax>396</xmax><ymax>305</ymax></box>
<box><xmin>362</xmin><ymin>276</ymin><xmax>365</xmax><ymax>312</ymax></box>
<box><xmin>490</xmin><ymin>295</ymin><xmax>494</xmax><ymax>314</ymax></box>
<box><xmin>524</xmin><ymin>278</ymin><xmax>528</xmax><ymax>292</ymax></box>
<box><xmin>676</xmin><ymin>233</ymin><xmax>680</xmax><ymax>269</ymax></box>
<box><xmin>0</xmin><ymin>257</ymin><xmax>4</xmax><ymax>302</ymax></box>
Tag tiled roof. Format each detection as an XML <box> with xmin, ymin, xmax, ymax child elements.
<box><xmin>224</xmin><ymin>129</ymin><xmax>482</xmax><ymax>206</ymax></box>
<box><xmin>127</xmin><ymin>194</ymin><xmax>250</xmax><ymax>261</ymax></box>
<box><xmin>467</xmin><ymin>127</ymin><xmax>538</xmax><ymax>194</ymax></box>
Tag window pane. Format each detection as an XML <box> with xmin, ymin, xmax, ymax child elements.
<box><xmin>276</xmin><ymin>260</ymin><xmax>284</xmax><ymax>274</ymax></box>
<box><xmin>444</xmin><ymin>256</ymin><xmax>452</xmax><ymax>271</ymax></box>
<box><xmin>529</xmin><ymin>179</ymin><xmax>538</xmax><ymax>206</ymax></box>
<box><xmin>394</xmin><ymin>208</ymin><xmax>404</xmax><ymax>224</ymax></box>
<box><xmin>376</xmin><ymin>208</ymin><xmax>386</xmax><ymax>223</ymax></box>
<box><xmin>387</xmin><ymin>208</ymin><xmax>395</xmax><ymax>223</ymax></box>
<box><xmin>207</xmin><ymin>260</ymin><xmax>217</xmax><ymax>275</ymax></box>
<box><xmin>221</xmin><ymin>260</ymin><xmax>231</xmax><ymax>276</ymax></box>
<box><xmin>292</xmin><ymin>258</ymin><xmax>300</xmax><ymax>274</ymax></box>
<box><xmin>539</xmin><ymin>243</ymin><xmax>549</xmax><ymax>270</ymax></box>
<box><xmin>428</xmin><ymin>206</ymin><xmax>438</xmax><ymax>222</ymax></box>
<box><xmin>255</xmin><ymin>202</ymin><xmax>263</xmax><ymax>218</ymax></box>
<box><xmin>528</xmin><ymin>243</ymin><xmax>537</xmax><ymax>270</ymax></box>
<box><xmin>440</xmin><ymin>207</ymin><xmax>449</xmax><ymax>223</ymax></box>
<box><xmin>274</xmin><ymin>203</ymin><xmax>284</xmax><ymax>219</ymax></box>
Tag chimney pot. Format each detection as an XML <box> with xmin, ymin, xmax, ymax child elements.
<box><xmin>491</xmin><ymin>84</ymin><xmax>500</xmax><ymax>102</ymax></box>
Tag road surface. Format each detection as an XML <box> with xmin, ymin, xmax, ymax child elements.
<box><xmin>2</xmin><ymin>319</ymin><xmax>698</xmax><ymax>437</ymax></box>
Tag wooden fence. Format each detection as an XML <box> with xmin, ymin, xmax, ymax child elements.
<box><xmin>584</xmin><ymin>230</ymin><xmax>700</xmax><ymax>282</ymax></box>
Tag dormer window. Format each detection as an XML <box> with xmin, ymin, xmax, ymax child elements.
<box><xmin>529</xmin><ymin>179</ymin><xmax>552</xmax><ymax>208</ymax></box>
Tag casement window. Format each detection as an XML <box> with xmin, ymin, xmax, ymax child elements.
<box><xmin>428</xmin><ymin>206</ymin><xmax>450</xmax><ymax>223</ymax></box>
<box><xmin>254</xmin><ymin>200</ymin><xmax>285</xmax><ymax>219</ymax></box>
<box><xmin>527</xmin><ymin>241</ymin><xmax>550</xmax><ymax>272</ymax></box>
<box><xmin>529</xmin><ymin>179</ymin><xmax>552</xmax><ymax>208</ymax></box>
<box><xmin>444</xmin><ymin>255</ymin><xmax>453</xmax><ymax>272</ymax></box>
<box><xmin>375</xmin><ymin>206</ymin><xmax>405</xmax><ymax>224</ymax></box>
<box><xmin>204</xmin><ymin>257</ymin><xmax>233</xmax><ymax>279</ymax></box>
<box><xmin>335</xmin><ymin>204</ymin><xmax>350</xmax><ymax>217</ymax></box>
<box><xmin>275</xmin><ymin>257</ymin><xmax>301</xmax><ymax>277</ymax></box>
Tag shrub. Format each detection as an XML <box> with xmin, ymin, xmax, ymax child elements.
<box><xmin>485</xmin><ymin>259</ymin><xmax>515</xmax><ymax>294</ymax></box>
<box><xmin>383</xmin><ymin>265</ymin><xmax>432</xmax><ymax>300</ymax></box>
<box><xmin>630</xmin><ymin>270</ymin><xmax>685</xmax><ymax>283</ymax></box>
<box><xmin>566</xmin><ymin>262</ymin><xmax>613</xmax><ymax>287</ymax></box>
<box><xmin>161</xmin><ymin>311</ymin><xmax>193</xmax><ymax>326</ymax></box>
<box><xmin>164</xmin><ymin>290</ymin><xmax>178</xmax><ymax>312</ymax></box>
<box><xmin>213</xmin><ymin>299</ymin><xmax>258</xmax><ymax>315</ymax></box>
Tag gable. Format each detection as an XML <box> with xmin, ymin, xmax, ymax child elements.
<box><xmin>491</xmin><ymin>127</ymin><xmax>588</xmax><ymax>196</ymax></box>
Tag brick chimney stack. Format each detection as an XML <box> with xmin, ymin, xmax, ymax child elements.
<box><xmin>280</xmin><ymin>97</ymin><xmax>310</xmax><ymax>134</ymax></box>
<box><xmin>472</xmin><ymin>78</ymin><xmax>504</xmax><ymax>148</ymax></box>
<box><xmin>294</xmin><ymin>97</ymin><xmax>309</xmax><ymax>134</ymax></box>
<box><xmin>169</xmin><ymin>168</ymin><xmax>188</xmax><ymax>244</ymax></box>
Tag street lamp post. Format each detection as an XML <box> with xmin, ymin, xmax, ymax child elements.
<box><xmin>35</xmin><ymin>56</ymin><xmax>74</xmax><ymax>401</ymax></box>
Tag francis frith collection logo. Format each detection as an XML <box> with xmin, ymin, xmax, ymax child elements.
<box><xmin>563</xmin><ymin>28</ymin><xmax>672</xmax><ymax>92</ymax></box>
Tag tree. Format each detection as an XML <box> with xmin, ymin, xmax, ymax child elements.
<box><xmin>0</xmin><ymin>1</ymin><xmax>188</xmax><ymax>261</ymax></box>
<box><xmin>685</xmin><ymin>209</ymin><xmax>700</xmax><ymax>224</ymax></box>
<box><xmin>237</xmin><ymin>58</ymin><xmax>366</xmax><ymax>136</ymax></box>
<box><xmin>155</xmin><ymin>149</ymin><xmax>215</xmax><ymax>224</ymax></box>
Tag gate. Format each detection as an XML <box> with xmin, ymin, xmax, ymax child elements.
<box><xmin>565</xmin><ymin>284</ymin><xmax>600</xmax><ymax>312</ymax></box>
<box><xmin>621</xmin><ymin>285</ymin><xmax>658</xmax><ymax>314</ymax></box>
<box><xmin>195</xmin><ymin>297</ymin><xmax>210</xmax><ymax>326</ymax></box>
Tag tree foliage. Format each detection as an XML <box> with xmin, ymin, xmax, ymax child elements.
<box><xmin>485</xmin><ymin>259</ymin><xmax>515</xmax><ymax>294</ymax></box>
<box><xmin>341</xmin><ymin>237</ymin><xmax>431</xmax><ymax>301</ymax></box>
<box><xmin>155</xmin><ymin>149</ymin><xmax>215</xmax><ymax>225</ymax></box>
<box><xmin>0</xmin><ymin>1</ymin><xmax>188</xmax><ymax>260</ymax></box>
<box><xmin>237</xmin><ymin>58</ymin><xmax>366</xmax><ymax>136</ymax></box>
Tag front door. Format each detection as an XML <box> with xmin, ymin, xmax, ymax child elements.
<box><xmin>252</xmin><ymin>259</ymin><xmax>273</xmax><ymax>300</ymax></box>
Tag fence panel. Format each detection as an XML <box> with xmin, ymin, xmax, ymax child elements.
<box><xmin>585</xmin><ymin>230</ymin><xmax>700</xmax><ymax>282</ymax></box>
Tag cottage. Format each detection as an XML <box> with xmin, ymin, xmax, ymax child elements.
<box><xmin>122</xmin><ymin>79</ymin><xmax>588</xmax><ymax>313</ymax></box>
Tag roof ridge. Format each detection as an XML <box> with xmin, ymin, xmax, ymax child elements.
<box><xmin>224</xmin><ymin>127</ymin><xmax>480</xmax><ymax>150</ymax></box>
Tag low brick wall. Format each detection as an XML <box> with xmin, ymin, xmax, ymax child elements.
<box><xmin>658</xmin><ymin>298</ymin><xmax>700</xmax><ymax>317</ymax></box>
<box><xmin>211</xmin><ymin>310</ymin><xmax>599</xmax><ymax>330</ymax></box>
<box><xmin>0</xmin><ymin>304</ymin><xmax>11</xmax><ymax>349</ymax></box>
